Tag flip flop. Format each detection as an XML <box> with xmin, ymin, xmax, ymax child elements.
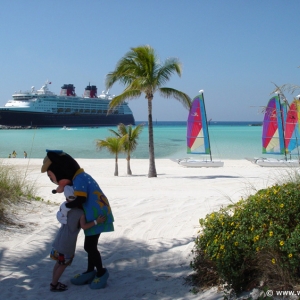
<box><xmin>50</xmin><ymin>282</ymin><xmax>68</xmax><ymax>292</ymax></box>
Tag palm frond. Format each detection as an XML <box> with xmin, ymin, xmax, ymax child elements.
<box><xmin>117</xmin><ymin>123</ymin><xmax>128</xmax><ymax>136</ymax></box>
<box><xmin>280</xmin><ymin>83</ymin><xmax>300</xmax><ymax>95</ymax></box>
<box><xmin>95</xmin><ymin>136</ymin><xmax>124</xmax><ymax>155</ymax></box>
<box><xmin>270</xmin><ymin>82</ymin><xmax>290</xmax><ymax>106</ymax></box>
<box><xmin>109</xmin><ymin>128</ymin><xmax>121</xmax><ymax>137</ymax></box>
<box><xmin>115</xmin><ymin>123</ymin><xmax>144</xmax><ymax>153</ymax></box>
<box><xmin>156</xmin><ymin>58</ymin><xmax>182</xmax><ymax>86</ymax></box>
<box><xmin>270</xmin><ymin>82</ymin><xmax>300</xmax><ymax>97</ymax></box>
<box><xmin>159</xmin><ymin>87</ymin><xmax>191</xmax><ymax>109</ymax></box>
<box><xmin>108</xmin><ymin>89</ymin><xmax>142</xmax><ymax>111</ymax></box>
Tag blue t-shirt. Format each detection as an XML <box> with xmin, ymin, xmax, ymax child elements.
<box><xmin>73</xmin><ymin>169</ymin><xmax>114</xmax><ymax>236</ymax></box>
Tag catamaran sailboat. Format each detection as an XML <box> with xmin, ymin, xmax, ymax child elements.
<box><xmin>249</xmin><ymin>94</ymin><xmax>300</xmax><ymax>167</ymax></box>
<box><xmin>178</xmin><ymin>90</ymin><xmax>224</xmax><ymax>168</ymax></box>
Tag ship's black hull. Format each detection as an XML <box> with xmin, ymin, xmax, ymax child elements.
<box><xmin>0</xmin><ymin>110</ymin><xmax>135</xmax><ymax>127</ymax></box>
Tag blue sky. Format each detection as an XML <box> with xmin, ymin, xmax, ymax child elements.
<box><xmin>0</xmin><ymin>0</ymin><xmax>299</xmax><ymax>122</ymax></box>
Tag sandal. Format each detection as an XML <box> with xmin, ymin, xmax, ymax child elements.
<box><xmin>50</xmin><ymin>282</ymin><xmax>68</xmax><ymax>292</ymax></box>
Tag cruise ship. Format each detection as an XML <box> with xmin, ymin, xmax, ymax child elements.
<box><xmin>0</xmin><ymin>81</ymin><xmax>135</xmax><ymax>127</ymax></box>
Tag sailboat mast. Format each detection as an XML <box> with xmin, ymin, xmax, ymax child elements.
<box><xmin>201</xmin><ymin>92</ymin><xmax>213</xmax><ymax>161</ymax></box>
<box><xmin>277</xmin><ymin>93</ymin><xmax>288</xmax><ymax>161</ymax></box>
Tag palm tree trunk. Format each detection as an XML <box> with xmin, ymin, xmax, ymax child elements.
<box><xmin>127</xmin><ymin>153</ymin><xmax>132</xmax><ymax>175</ymax></box>
<box><xmin>114</xmin><ymin>155</ymin><xmax>119</xmax><ymax>176</ymax></box>
<box><xmin>147</xmin><ymin>98</ymin><xmax>157</xmax><ymax>177</ymax></box>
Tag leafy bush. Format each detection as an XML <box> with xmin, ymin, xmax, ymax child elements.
<box><xmin>190</xmin><ymin>181</ymin><xmax>300</xmax><ymax>291</ymax></box>
<box><xmin>0</xmin><ymin>161</ymin><xmax>36</xmax><ymax>224</ymax></box>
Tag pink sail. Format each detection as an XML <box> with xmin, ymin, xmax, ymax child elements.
<box><xmin>187</xmin><ymin>93</ymin><xmax>210</xmax><ymax>154</ymax></box>
<box><xmin>262</xmin><ymin>96</ymin><xmax>286</xmax><ymax>154</ymax></box>
<box><xmin>285</xmin><ymin>99</ymin><xmax>300</xmax><ymax>153</ymax></box>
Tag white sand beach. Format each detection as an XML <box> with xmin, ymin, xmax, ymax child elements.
<box><xmin>0</xmin><ymin>158</ymin><xmax>288</xmax><ymax>299</ymax></box>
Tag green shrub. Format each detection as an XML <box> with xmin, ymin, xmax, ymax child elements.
<box><xmin>191</xmin><ymin>181</ymin><xmax>300</xmax><ymax>291</ymax></box>
<box><xmin>0</xmin><ymin>162</ymin><xmax>36</xmax><ymax>224</ymax></box>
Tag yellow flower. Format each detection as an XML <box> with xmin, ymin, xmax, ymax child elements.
<box><xmin>220</xmin><ymin>245</ymin><xmax>225</xmax><ymax>250</ymax></box>
<box><xmin>253</xmin><ymin>235</ymin><xmax>260</xmax><ymax>242</ymax></box>
<box><xmin>280</xmin><ymin>203</ymin><xmax>284</xmax><ymax>208</ymax></box>
<box><xmin>269</xmin><ymin>231</ymin><xmax>273</xmax><ymax>237</ymax></box>
<box><xmin>234</xmin><ymin>242</ymin><xmax>238</xmax><ymax>246</ymax></box>
<box><xmin>231</xmin><ymin>222</ymin><xmax>234</xmax><ymax>226</ymax></box>
<box><xmin>280</xmin><ymin>241</ymin><xmax>284</xmax><ymax>246</ymax></box>
<box><xmin>272</xmin><ymin>258</ymin><xmax>276</xmax><ymax>264</ymax></box>
<box><xmin>288</xmin><ymin>253</ymin><xmax>293</xmax><ymax>258</ymax></box>
<box><xmin>256</xmin><ymin>247</ymin><xmax>260</xmax><ymax>252</ymax></box>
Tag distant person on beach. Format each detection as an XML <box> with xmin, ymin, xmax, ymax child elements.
<box><xmin>12</xmin><ymin>150</ymin><xmax>17</xmax><ymax>158</ymax></box>
<box><xmin>24</xmin><ymin>151</ymin><xmax>27</xmax><ymax>158</ymax></box>
<box><xmin>50</xmin><ymin>185</ymin><xmax>106</xmax><ymax>292</ymax></box>
<box><xmin>8</xmin><ymin>154</ymin><xmax>11</xmax><ymax>158</ymax></box>
<box><xmin>41</xmin><ymin>150</ymin><xmax>114</xmax><ymax>290</ymax></box>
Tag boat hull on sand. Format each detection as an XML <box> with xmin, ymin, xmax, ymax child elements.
<box><xmin>177</xmin><ymin>158</ymin><xmax>224</xmax><ymax>168</ymax></box>
<box><xmin>246</xmin><ymin>157</ymin><xmax>300</xmax><ymax>167</ymax></box>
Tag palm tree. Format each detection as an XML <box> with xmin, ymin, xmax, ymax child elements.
<box><xmin>95</xmin><ymin>136</ymin><xmax>125</xmax><ymax>176</ymax></box>
<box><xmin>105</xmin><ymin>45</ymin><xmax>191</xmax><ymax>178</ymax></box>
<box><xmin>110</xmin><ymin>123</ymin><xmax>144</xmax><ymax>175</ymax></box>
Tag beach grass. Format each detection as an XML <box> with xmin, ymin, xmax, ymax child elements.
<box><xmin>0</xmin><ymin>161</ymin><xmax>36</xmax><ymax>224</ymax></box>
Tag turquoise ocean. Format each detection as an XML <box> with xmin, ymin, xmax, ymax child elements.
<box><xmin>0</xmin><ymin>121</ymin><xmax>275</xmax><ymax>160</ymax></box>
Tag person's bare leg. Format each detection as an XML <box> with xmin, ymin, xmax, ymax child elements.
<box><xmin>52</xmin><ymin>262</ymin><xmax>59</xmax><ymax>281</ymax></box>
<box><xmin>52</xmin><ymin>262</ymin><xmax>67</xmax><ymax>285</ymax></box>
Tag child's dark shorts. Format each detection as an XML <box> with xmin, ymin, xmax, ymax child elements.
<box><xmin>50</xmin><ymin>248</ymin><xmax>74</xmax><ymax>266</ymax></box>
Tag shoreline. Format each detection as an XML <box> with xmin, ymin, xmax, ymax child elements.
<box><xmin>0</xmin><ymin>158</ymin><xmax>286</xmax><ymax>299</ymax></box>
<box><xmin>0</xmin><ymin>124</ymin><xmax>264</xmax><ymax>160</ymax></box>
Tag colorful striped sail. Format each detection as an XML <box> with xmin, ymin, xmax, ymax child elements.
<box><xmin>285</xmin><ymin>99</ymin><xmax>300</xmax><ymax>153</ymax></box>
<box><xmin>187</xmin><ymin>93</ymin><xmax>210</xmax><ymax>154</ymax></box>
<box><xmin>262</xmin><ymin>96</ymin><xmax>287</xmax><ymax>154</ymax></box>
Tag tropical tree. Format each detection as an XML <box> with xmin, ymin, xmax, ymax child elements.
<box><xmin>105</xmin><ymin>45</ymin><xmax>191</xmax><ymax>178</ymax></box>
<box><xmin>95</xmin><ymin>136</ymin><xmax>125</xmax><ymax>176</ymax></box>
<box><xmin>110</xmin><ymin>123</ymin><xmax>144</xmax><ymax>175</ymax></box>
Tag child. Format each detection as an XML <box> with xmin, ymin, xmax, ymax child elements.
<box><xmin>42</xmin><ymin>150</ymin><xmax>114</xmax><ymax>289</ymax></box>
<box><xmin>50</xmin><ymin>185</ymin><xmax>106</xmax><ymax>292</ymax></box>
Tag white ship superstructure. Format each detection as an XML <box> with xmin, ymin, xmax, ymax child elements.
<box><xmin>0</xmin><ymin>81</ymin><xmax>135</xmax><ymax>127</ymax></box>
